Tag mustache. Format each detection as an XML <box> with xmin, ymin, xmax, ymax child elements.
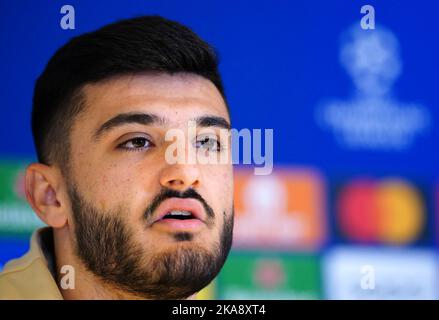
<box><xmin>144</xmin><ymin>188</ymin><xmax>215</xmax><ymax>222</ymax></box>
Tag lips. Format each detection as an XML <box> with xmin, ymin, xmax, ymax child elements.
<box><xmin>153</xmin><ymin>198</ymin><xmax>206</xmax><ymax>229</ymax></box>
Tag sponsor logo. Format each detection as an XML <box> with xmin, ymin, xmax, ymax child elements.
<box><xmin>233</xmin><ymin>168</ymin><xmax>326</xmax><ymax>249</ymax></box>
<box><xmin>336</xmin><ymin>178</ymin><xmax>425</xmax><ymax>245</ymax></box>
<box><xmin>323</xmin><ymin>247</ymin><xmax>439</xmax><ymax>299</ymax></box>
<box><xmin>218</xmin><ymin>253</ymin><xmax>321</xmax><ymax>299</ymax></box>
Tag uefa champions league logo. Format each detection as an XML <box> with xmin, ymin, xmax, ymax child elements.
<box><xmin>315</xmin><ymin>24</ymin><xmax>431</xmax><ymax>151</ymax></box>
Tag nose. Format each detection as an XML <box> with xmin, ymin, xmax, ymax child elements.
<box><xmin>159</xmin><ymin>163</ymin><xmax>201</xmax><ymax>191</ymax></box>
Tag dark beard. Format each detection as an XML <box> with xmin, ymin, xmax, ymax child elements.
<box><xmin>67</xmin><ymin>183</ymin><xmax>233</xmax><ymax>299</ymax></box>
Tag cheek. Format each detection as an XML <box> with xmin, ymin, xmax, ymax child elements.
<box><xmin>74</xmin><ymin>161</ymin><xmax>158</xmax><ymax>215</ymax></box>
<box><xmin>220</xmin><ymin>166</ymin><xmax>234</xmax><ymax>199</ymax></box>
<box><xmin>203</xmin><ymin>165</ymin><xmax>234</xmax><ymax>213</ymax></box>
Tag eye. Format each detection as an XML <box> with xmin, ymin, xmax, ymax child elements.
<box><xmin>195</xmin><ymin>136</ymin><xmax>221</xmax><ymax>152</ymax></box>
<box><xmin>117</xmin><ymin>137</ymin><xmax>153</xmax><ymax>151</ymax></box>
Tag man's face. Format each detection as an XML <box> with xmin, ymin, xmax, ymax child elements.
<box><xmin>64</xmin><ymin>73</ymin><xmax>234</xmax><ymax>299</ymax></box>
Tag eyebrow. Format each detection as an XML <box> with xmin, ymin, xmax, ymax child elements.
<box><xmin>93</xmin><ymin>112</ymin><xmax>167</xmax><ymax>141</ymax></box>
<box><xmin>92</xmin><ymin>112</ymin><xmax>231</xmax><ymax>141</ymax></box>
<box><xmin>195</xmin><ymin>115</ymin><xmax>231</xmax><ymax>130</ymax></box>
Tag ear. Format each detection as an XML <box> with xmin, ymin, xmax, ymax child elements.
<box><xmin>25</xmin><ymin>163</ymin><xmax>68</xmax><ymax>228</ymax></box>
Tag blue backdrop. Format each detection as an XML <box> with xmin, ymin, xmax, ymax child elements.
<box><xmin>0</xmin><ymin>0</ymin><xmax>438</xmax><ymax>299</ymax></box>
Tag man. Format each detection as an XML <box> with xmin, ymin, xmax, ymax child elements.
<box><xmin>0</xmin><ymin>15</ymin><xmax>234</xmax><ymax>299</ymax></box>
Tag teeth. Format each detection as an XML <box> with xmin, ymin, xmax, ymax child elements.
<box><xmin>167</xmin><ymin>210</ymin><xmax>192</xmax><ymax>216</ymax></box>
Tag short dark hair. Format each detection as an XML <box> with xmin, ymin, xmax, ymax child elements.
<box><xmin>32</xmin><ymin>15</ymin><xmax>227</xmax><ymax>168</ymax></box>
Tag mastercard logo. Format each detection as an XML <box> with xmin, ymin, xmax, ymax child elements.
<box><xmin>337</xmin><ymin>178</ymin><xmax>425</xmax><ymax>245</ymax></box>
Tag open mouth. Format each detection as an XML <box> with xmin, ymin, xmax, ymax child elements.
<box><xmin>160</xmin><ymin>210</ymin><xmax>196</xmax><ymax>220</ymax></box>
<box><xmin>154</xmin><ymin>210</ymin><xmax>204</xmax><ymax>231</ymax></box>
<box><xmin>152</xmin><ymin>198</ymin><xmax>206</xmax><ymax>231</ymax></box>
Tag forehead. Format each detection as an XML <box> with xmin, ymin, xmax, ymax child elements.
<box><xmin>78</xmin><ymin>73</ymin><xmax>229</xmax><ymax>128</ymax></box>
